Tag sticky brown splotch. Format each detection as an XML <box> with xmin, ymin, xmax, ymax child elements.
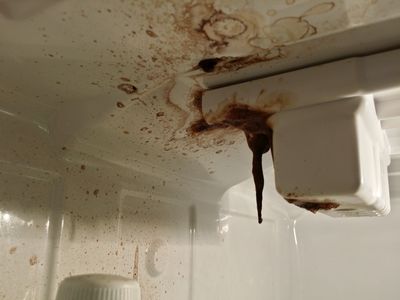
<box><xmin>146</xmin><ymin>29</ymin><xmax>158</xmax><ymax>38</ymax></box>
<box><xmin>286</xmin><ymin>199</ymin><xmax>339</xmax><ymax>213</ymax></box>
<box><xmin>116</xmin><ymin>101</ymin><xmax>125</xmax><ymax>108</ymax></box>
<box><xmin>197</xmin><ymin>46</ymin><xmax>284</xmax><ymax>73</ymax></box>
<box><xmin>117</xmin><ymin>83</ymin><xmax>137</xmax><ymax>94</ymax></box>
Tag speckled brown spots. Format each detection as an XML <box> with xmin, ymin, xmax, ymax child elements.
<box><xmin>116</xmin><ymin>101</ymin><xmax>125</xmax><ymax>108</ymax></box>
<box><xmin>117</xmin><ymin>83</ymin><xmax>137</xmax><ymax>94</ymax></box>
<box><xmin>123</xmin><ymin>130</ymin><xmax>129</xmax><ymax>134</ymax></box>
<box><xmin>61</xmin><ymin>146</ymin><xmax>67</xmax><ymax>150</ymax></box>
<box><xmin>93</xmin><ymin>189</ymin><xmax>99</xmax><ymax>197</ymax></box>
<box><xmin>9</xmin><ymin>246</ymin><xmax>17</xmax><ymax>254</ymax></box>
<box><xmin>80</xmin><ymin>165</ymin><xmax>86</xmax><ymax>171</ymax></box>
<box><xmin>156</xmin><ymin>112</ymin><xmax>165</xmax><ymax>117</ymax></box>
<box><xmin>29</xmin><ymin>255</ymin><xmax>38</xmax><ymax>266</ymax></box>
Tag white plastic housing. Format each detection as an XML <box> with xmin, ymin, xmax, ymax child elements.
<box><xmin>270</xmin><ymin>95</ymin><xmax>391</xmax><ymax>216</ymax></box>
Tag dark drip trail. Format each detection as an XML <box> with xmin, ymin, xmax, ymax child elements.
<box><xmin>190</xmin><ymin>100</ymin><xmax>273</xmax><ymax>223</ymax></box>
<box><xmin>246</xmin><ymin>133</ymin><xmax>271</xmax><ymax>223</ymax></box>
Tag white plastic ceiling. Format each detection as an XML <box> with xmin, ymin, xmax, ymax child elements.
<box><xmin>0</xmin><ymin>0</ymin><xmax>400</xmax><ymax>189</ymax></box>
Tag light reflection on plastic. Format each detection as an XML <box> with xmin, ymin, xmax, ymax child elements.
<box><xmin>3</xmin><ymin>213</ymin><xmax>10</xmax><ymax>222</ymax></box>
<box><xmin>218</xmin><ymin>215</ymin><xmax>230</xmax><ymax>234</ymax></box>
<box><xmin>292</xmin><ymin>220</ymin><xmax>298</xmax><ymax>246</ymax></box>
<box><xmin>0</xmin><ymin>211</ymin><xmax>34</xmax><ymax>227</ymax></box>
<box><xmin>220</xmin><ymin>224</ymin><xmax>229</xmax><ymax>234</ymax></box>
<box><xmin>0</xmin><ymin>108</ymin><xmax>15</xmax><ymax>117</ymax></box>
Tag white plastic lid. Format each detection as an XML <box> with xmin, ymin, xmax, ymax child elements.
<box><xmin>56</xmin><ymin>274</ymin><xmax>141</xmax><ymax>300</ymax></box>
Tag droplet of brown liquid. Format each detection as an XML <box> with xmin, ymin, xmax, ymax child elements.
<box><xmin>117</xmin><ymin>83</ymin><xmax>137</xmax><ymax>94</ymax></box>
<box><xmin>116</xmin><ymin>101</ymin><xmax>125</xmax><ymax>108</ymax></box>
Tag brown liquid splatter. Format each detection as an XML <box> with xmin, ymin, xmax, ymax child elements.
<box><xmin>191</xmin><ymin>102</ymin><xmax>273</xmax><ymax>223</ymax></box>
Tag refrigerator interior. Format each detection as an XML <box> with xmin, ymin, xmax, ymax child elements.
<box><xmin>1</xmin><ymin>0</ymin><xmax>400</xmax><ymax>299</ymax></box>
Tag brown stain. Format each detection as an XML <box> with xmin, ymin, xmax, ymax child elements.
<box><xmin>189</xmin><ymin>89</ymin><xmax>229</xmax><ymax>134</ymax></box>
<box><xmin>29</xmin><ymin>255</ymin><xmax>38</xmax><ymax>266</ymax></box>
<box><xmin>93</xmin><ymin>189</ymin><xmax>99</xmax><ymax>197</ymax></box>
<box><xmin>146</xmin><ymin>29</ymin><xmax>158</xmax><ymax>38</ymax></box>
<box><xmin>159</xmin><ymin>81</ymin><xmax>239</xmax><ymax>155</ymax></box>
<box><xmin>197</xmin><ymin>57</ymin><xmax>222</xmax><ymax>73</ymax></box>
<box><xmin>175</xmin><ymin>1</ymin><xmax>333</xmax><ymax>70</ymax></box>
<box><xmin>196</xmin><ymin>46</ymin><xmax>285</xmax><ymax>74</ymax></box>
<box><xmin>117</xmin><ymin>83</ymin><xmax>137</xmax><ymax>94</ymax></box>
<box><xmin>200</xmin><ymin>11</ymin><xmax>248</xmax><ymax>47</ymax></box>
<box><xmin>116</xmin><ymin>101</ymin><xmax>125</xmax><ymax>108</ymax></box>
<box><xmin>173</xmin><ymin>2</ymin><xmax>263</xmax><ymax>55</ymax></box>
<box><xmin>9</xmin><ymin>246</ymin><xmax>17</xmax><ymax>255</ymax></box>
<box><xmin>257</xmin><ymin>91</ymin><xmax>292</xmax><ymax>114</ymax></box>
<box><xmin>258</xmin><ymin>2</ymin><xmax>335</xmax><ymax>47</ymax></box>
<box><xmin>133</xmin><ymin>245</ymin><xmax>139</xmax><ymax>280</ymax></box>
<box><xmin>286</xmin><ymin>199</ymin><xmax>340</xmax><ymax>213</ymax></box>
<box><xmin>80</xmin><ymin>164</ymin><xmax>86</xmax><ymax>170</ymax></box>
<box><xmin>190</xmin><ymin>118</ymin><xmax>229</xmax><ymax>134</ymax></box>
